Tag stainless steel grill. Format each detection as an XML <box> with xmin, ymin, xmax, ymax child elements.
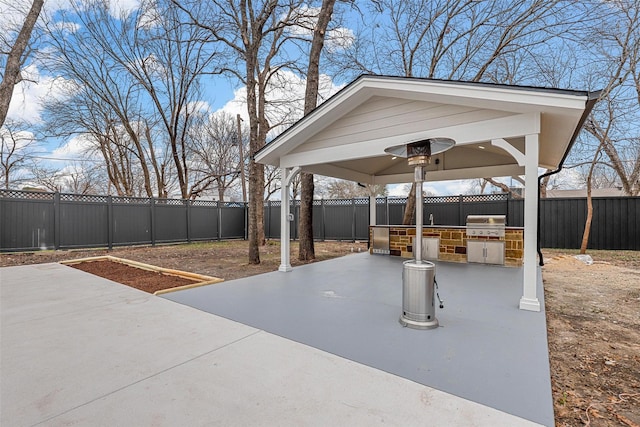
<box><xmin>465</xmin><ymin>215</ymin><xmax>506</xmax><ymax>237</ymax></box>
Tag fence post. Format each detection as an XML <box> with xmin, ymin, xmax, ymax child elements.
<box><xmin>186</xmin><ymin>199</ymin><xmax>192</xmax><ymax>243</ymax></box>
<box><xmin>217</xmin><ymin>201</ymin><xmax>222</xmax><ymax>241</ymax></box>
<box><xmin>385</xmin><ymin>197</ymin><xmax>389</xmax><ymax>225</ymax></box>
<box><xmin>458</xmin><ymin>194</ymin><xmax>464</xmax><ymax>226</ymax></box>
<box><xmin>150</xmin><ymin>197</ymin><xmax>156</xmax><ymax>246</ymax></box>
<box><xmin>54</xmin><ymin>192</ymin><xmax>61</xmax><ymax>250</ymax></box>
<box><xmin>267</xmin><ymin>200</ymin><xmax>271</xmax><ymax>239</ymax></box>
<box><xmin>245</xmin><ymin>202</ymin><xmax>248</xmax><ymax>240</ymax></box>
<box><xmin>107</xmin><ymin>195</ymin><xmax>113</xmax><ymax>250</ymax></box>
<box><xmin>352</xmin><ymin>198</ymin><xmax>356</xmax><ymax>242</ymax></box>
<box><xmin>321</xmin><ymin>198</ymin><xmax>326</xmax><ymax>241</ymax></box>
<box><xmin>297</xmin><ymin>200</ymin><xmax>301</xmax><ymax>240</ymax></box>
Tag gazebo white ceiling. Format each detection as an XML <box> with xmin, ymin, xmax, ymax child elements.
<box><xmin>256</xmin><ymin>75</ymin><xmax>599</xmax><ymax>312</ymax></box>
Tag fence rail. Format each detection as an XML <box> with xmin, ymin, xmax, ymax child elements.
<box><xmin>1</xmin><ymin>189</ymin><xmax>638</xmax><ymax>251</ymax></box>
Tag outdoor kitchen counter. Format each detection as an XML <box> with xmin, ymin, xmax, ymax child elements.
<box><xmin>369</xmin><ymin>225</ymin><xmax>524</xmax><ymax>267</ymax></box>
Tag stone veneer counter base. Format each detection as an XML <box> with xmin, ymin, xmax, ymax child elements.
<box><xmin>369</xmin><ymin>225</ymin><xmax>524</xmax><ymax>267</ymax></box>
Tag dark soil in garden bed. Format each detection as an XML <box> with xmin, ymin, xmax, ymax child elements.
<box><xmin>70</xmin><ymin>260</ymin><xmax>199</xmax><ymax>294</ymax></box>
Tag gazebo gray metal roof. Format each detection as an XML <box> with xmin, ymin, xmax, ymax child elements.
<box><xmin>255</xmin><ymin>75</ymin><xmax>599</xmax><ymax>311</ymax></box>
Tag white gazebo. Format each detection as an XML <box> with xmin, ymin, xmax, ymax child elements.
<box><xmin>255</xmin><ymin>75</ymin><xmax>599</xmax><ymax>312</ymax></box>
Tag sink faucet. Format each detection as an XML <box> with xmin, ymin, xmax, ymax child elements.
<box><xmin>429</xmin><ymin>213</ymin><xmax>434</xmax><ymax>226</ymax></box>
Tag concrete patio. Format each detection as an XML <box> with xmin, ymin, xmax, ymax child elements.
<box><xmin>0</xmin><ymin>255</ymin><xmax>552</xmax><ymax>426</ymax></box>
<box><xmin>164</xmin><ymin>252</ymin><xmax>554</xmax><ymax>426</ymax></box>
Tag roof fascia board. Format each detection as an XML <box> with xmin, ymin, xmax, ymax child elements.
<box><xmin>279</xmin><ymin>113</ymin><xmax>540</xmax><ymax>168</ymax></box>
<box><xmin>367</xmin><ymin>74</ymin><xmax>592</xmax><ymax>98</ymax></box>
<box><xmin>369</xmin><ymin>79</ymin><xmax>590</xmax><ymax>111</ymax></box>
<box><xmin>255</xmin><ymin>78</ymin><xmax>371</xmax><ymax>163</ymax></box>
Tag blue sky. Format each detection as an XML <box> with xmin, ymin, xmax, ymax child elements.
<box><xmin>2</xmin><ymin>0</ymin><xmax>589</xmax><ymax>197</ymax></box>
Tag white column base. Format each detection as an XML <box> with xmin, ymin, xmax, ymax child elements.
<box><xmin>519</xmin><ymin>297</ymin><xmax>541</xmax><ymax>312</ymax></box>
<box><xmin>278</xmin><ymin>264</ymin><xmax>293</xmax><ymax>272</ymax></box>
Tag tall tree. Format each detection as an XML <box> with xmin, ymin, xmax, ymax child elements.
<box><xmin>581</xmin><ymin>1</ymin><xmax>640</xmax><ymax>196</ymax></box>
<box><xmin>298</xmin><ymin>0</ymin><xmax>337</xmax><ymax>261</ymax></box>
<box><xmin>321</xmin><ymin>179</ymin><xmax>387</xmax><ymax>199</ymax></box>
<box><xmin>580</xmin><ymin>147</ymin><xmax>603</xmax><ymax>254</ymax></box>
<box><xmin>188</xmin><ymin>111</ymin><xmax>248</xmax><ymax>201</ymax></box>
<box><xmin>176</xmin><ymin>0</ymin><xmax>316</xmax><ymax>264</ymax></box>
<box><xmin>0</xmin><ymin>0</ymin><xmax>44</xmax><ymax>128</ymax></box>
<box><xmin>0</xmin><ymin>120</ymin><xmax>35</xmax><ymax>188</ymax></box>
<box><xmin>45</xmin><ymin>0</ymin><xmax>217</xmax><ymax>198</ymax></box>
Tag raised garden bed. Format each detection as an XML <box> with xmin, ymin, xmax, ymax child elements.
<box><xmin>61</xmin><ymin>256</ymin><xmax>223</xmax><ymax>295</ymax></box>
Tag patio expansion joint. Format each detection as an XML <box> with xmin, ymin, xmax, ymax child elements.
<box><xmin>28</xmin><ymin>329</ymin><xmax>263</xmax><ymax>427</ymax></box>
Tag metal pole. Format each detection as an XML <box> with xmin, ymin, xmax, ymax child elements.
<box><xmin>237</xmin><ymin>114</ymin><xmax>247</xmax><ymax>204</ymax></box>
<box><xmin>415</xmin><ymin>166</ymin><xmax>424</xmax><ymax>264</ymax></box>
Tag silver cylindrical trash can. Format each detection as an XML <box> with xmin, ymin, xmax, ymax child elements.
<box><xmin>400</xmin><ymin>260</ymin><xmax>439</xmax><ymax>329</ymax></box>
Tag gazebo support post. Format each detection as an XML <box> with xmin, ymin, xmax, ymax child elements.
<box><xmin>279</xmin><ymin>166</ymin><xmax>300</xmax><ymax>272</ymax></box>
<box><xmin>520</xmin><ymin>134</ymin><xmax>541</xmax><ymax>311</ymax></box>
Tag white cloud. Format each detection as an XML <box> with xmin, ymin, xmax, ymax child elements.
<box><xmin>387</xmin><ymin>184</ymin><xmax>408</xmax><ymax>197</ymax></box>
<box><xmin>326</xmin><ymin>27</ymin><xmax>355</xmax><ymax>52</ymax></box>
<box><xmin>0</xmin><ymin>1</ymin><xmax>31</xmax><ymax>36</ymax></box>
<box><xmin>137</xmin><ymin>3</ymin><xmax>161</xmax><ymax>29</ymax></box>
<box><xmin>41</xmin><ymin>0</ymin><xmax>141</xmax><ymax>21</ymax></box>
<box><xmin>387</xmin><ymin>179</ymin><xmax>478</xmax><ymax>198</ymax></box>
<box><xmin>49</xmin><ymin>134</ymin><xmax>104</xmax><ymax>164</ymax></box>
<box><xmin>548</xmin><ymin>168</ymin><xmax>585</xmax><ymax>189</ymax></box>
<box><xmin>186</xmin><ymin>100</ymin><xmax>211</xmax><ymax>115</ymax></box>
<box><xmin>109</xmin><ymin>0</ymin><xmax>141</xmax><ymax>18</ymax></box>
<box><xmin>0</xmin><ymin>127</ymin><xmax>35</xmax><ymax>150</ymax></box>
<box><xmin>217</xmin><ymin>87</ymin><xmax>248</xmax><ymax>120</ymax></box>
<box><xmin>217</xmin><ymin>69</ymin><xmax>344</xmax><ymax>138</ymax></box>
<box><xmin>286</xmin><ymin>5</ymin><xmax>354</xmax><ymax>52</ymax></box>
<box><xmin>65</xmin><ymin>0</ymin><xmax>140</xmax><ymax>19</ymax></box>
<box><xmin>50</xmin><ymin>20</ymin><xmax>80</xmax><ymax>34</ymax></box>
<box><xmin>6</xmin><ymin>64</ymin><xmax>71</xmax><ymax>124</ymax></box>
<box><xmin>0</xmin><ymin>0</ymin><xmax>81</xmax><ymax>38</ymax></box>
<box><xmin>435</xmin><ymin>180</ymin><xmax>475</xmax><ymax>195</ymax></box>
<box><xmin>387</xmin><ymin>179</ymin><xmax>484</xmax><ymax>198</ymax></box>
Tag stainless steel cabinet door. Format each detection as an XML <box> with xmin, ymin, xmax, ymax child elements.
<box><xmin>466</xmin><ymin>240</ymin><xmax>485</xmax><ymax>264</ymax></box>
<box><xmin>484</xmin><ymin>241</ymin><xmax>505</xmax><ymax>265</ymax></box>
<box><xmin>421</xmin><ymin>237</ymin><xmax>440</xmax><ymax>260</ymax></box>
<box><xmin>466</xmin><ymin>240</ymin><xmax>505</xmax><ymax>265</ymax></box>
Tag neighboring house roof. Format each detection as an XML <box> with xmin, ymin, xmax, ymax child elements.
<box><xmin>546</xmin><ymin>188</ymin><xmax>626</xmax><ymax>198</ymax></box>
<box><xmin>255</xmin><ymin>74</ymin><xmax>599</xmax><ymax>185</ymax></box>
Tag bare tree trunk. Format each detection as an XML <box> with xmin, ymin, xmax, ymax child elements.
<box><xmin>580</xmin><ymin>149</ymin><xmax>602</xmax><ymax>254</ymax></box>
<box><xmin>402</xmin><ymin>183</ymin><xmax>416</xmax><ymax>225</ymax></box>
<box><xmin>145</xmin><ymin>125</ymin><xmax>166</xmax><ymax>198</ymax></box>
<box><xmin>483</xmin><ymin>177</ymin><xmax>522</xmax><ymax>198</ymax></box>
<box><xmin>121</xmin><ymin>122</ymin><xmax>153</xmax><ymax>197</ymax></box>
<box><xmin>173</xmin><ymin>0</ymin><xmax>307</xmax><ymax>263</ymax></box>
<box><xmin>0</xmin><ymin>0</ymin><xmax>44</xmax><ymax>128</ymax></box>
<box><xmin>246</xmin><ymin>44</ymin><xmax>262</xmax><ymax>264</ymax></box>
<box><xmin>539</xmin><ymin>173</ymin><xmax>552</xmax><ymax>199</ymax></box>
<box><xmin>299</xmin><ymin>0</ymin><xmax>336</xmax><ymax>261</ymax></box>
<box><xmin>217</xmin><ymin>179</ymin><xmax>225</xmax><ymax>202</ymax></box>
<box><xmin>580</xmin><ymin>178</ymin><xmax>594</xmax><ymax>255</ymax></box>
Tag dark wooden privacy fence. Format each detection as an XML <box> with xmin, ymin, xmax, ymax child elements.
<box><xmin>539</xmin><ymin>197</ymin><xmax>639</xmax><ymax>250</ymax></box>
<box><xmin>0</xmin><ymin>190</ymin><xmax>245</xmax><ymax>251</ymax></box>
<box><xmin>1</xmin><ymin>189</ymin><xmax>638</xmax><ymax>251</ymax></box>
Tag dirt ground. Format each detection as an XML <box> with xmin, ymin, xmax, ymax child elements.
<box><xmin>1</xmin><ymin>242</ymin><xmax>638</xmax><ymax>426</ymax></box>
<box><xmin>0</xmin><ymin>240</ymin><xmax>369</xmax><ymax>281</ymax></box>
<box><xmin>541</xmin><ymin>249</ymin><xmax>640</xmax><ymax>427</ymax></box>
